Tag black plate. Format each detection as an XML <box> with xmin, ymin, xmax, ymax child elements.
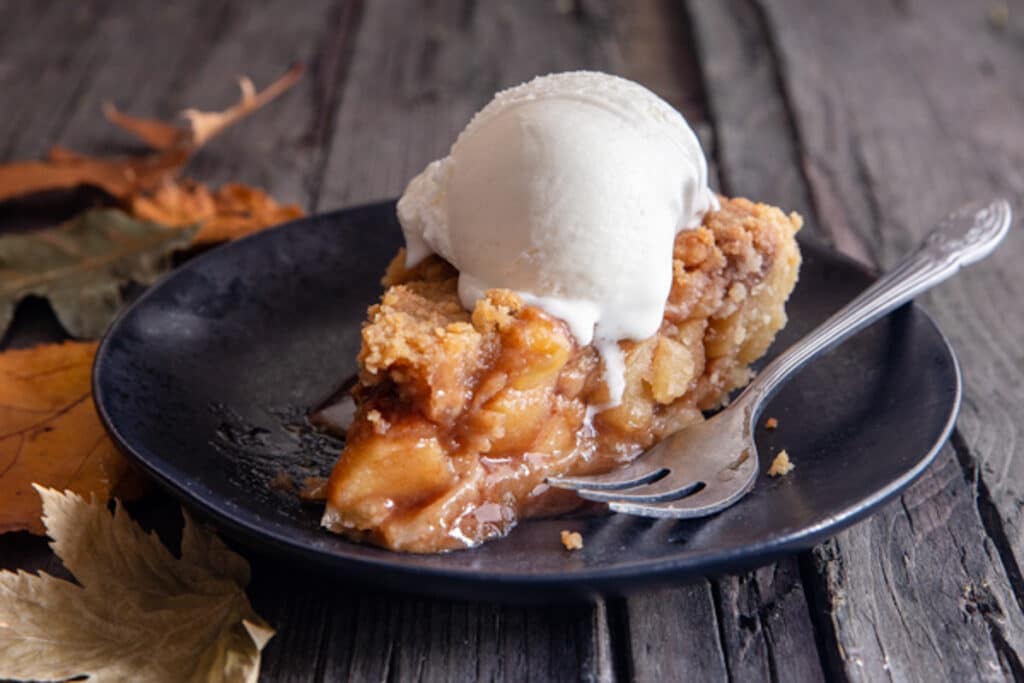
<box><xmin>93</xmin><ymin>201</ymin><xmax>960</xmax><ymax>602</ymax></box>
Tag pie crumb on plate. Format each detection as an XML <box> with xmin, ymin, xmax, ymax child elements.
<box><xmin>768</xmin><ymin>450</ymin><xmax>794</xmax><ymax>477</ymax></box>
<box><xmin>561</xmin><ymin>530</ymin><xmax>584</xmax><ymax>551</ymax></box>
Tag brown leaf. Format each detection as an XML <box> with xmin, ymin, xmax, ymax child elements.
<box><xmin>184</xmin><ymin>63</ymin><xmax>305</xmax><ymax>148</ymax></box>
<box><xmin>0</xmin><ymin>343</ymin><xmax>147</xmax><ymax>535</ymax></box>
<box><xmin>0</xmin><ymin>209</ymin><xmax>198</xmax><ymax>338</ymax></box>
<box><xmin>0</xmin><ymin>64</ymin><xmax>303</xmax><ymax>204</ymax></box>
<box><xmin>101</xmin><ymin>102</ymin><xmax>186</xmax><ymax>150</ymax></box>
<box><xmin>0</xmin><ymin>147</ymin><xmax>188</xmax><ymax>204</ymax></box>
<box><xmin>131</xmin><ymin>180</ymin><xmax>304</xmax><ymax>244</ymax></box>
<box><xmin>105</xmin><ymin>63</ymin><xmax>305</xmax><ymax>151</ymax></box>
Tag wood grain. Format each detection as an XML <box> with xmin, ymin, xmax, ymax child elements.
<box><xmin>713</xmin><ymin>564</ymin><xmax>825</xmax><ymax>682</ymax></box>
<box><xmin>0</xmin><ymin>1</ymin><xmax>113</xmax><ymax>162</ymax></box>
<box><xmin>688</xmin><ymin>0</ymin><xmax>1024</xmax><ymax>679</ymax></box>
<box><xmin>685</xmin><ymin>4</ymin><xmax>828</xmax><ymax>678</ymax></box>
<box><xmin>686</xmin><ymin>0</ymin><xmax>818</xmax><ymax>233</ymax></box>
<box><xmin>316</xmin><ymin>0</ymin><xmax>623</xmax><ymax>211</ymax></box>
<box><xmin>4</xmin><ymin>0</ymin><xmax>1023</xmax><ymax>680</ymax></box>
<box><xmin>617</xmin><ymin>584</ymin><xmax>729</xmax><ymax>681</ymax></box>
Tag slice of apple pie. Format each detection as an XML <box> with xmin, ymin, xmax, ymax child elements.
<box><xmin>322</xmin><ymin>197</ymin><xmax>801</xmax><ymax>552</ymax></box>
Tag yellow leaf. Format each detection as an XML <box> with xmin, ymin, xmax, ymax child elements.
<box><xmin>0</xmin><ymin>487</ymin><xmax>274</xmax><ymax>682</ymax></box>
<box><xmin>0</xmin><ymin>342</ymin><xmax>147</xmax><ymax>534</ymax></box>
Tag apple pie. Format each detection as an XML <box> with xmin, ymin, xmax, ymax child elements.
<box><xmin>321</xmin><ymin>197</ymin><xmax>801</xmax><ymax>552</ymax></box>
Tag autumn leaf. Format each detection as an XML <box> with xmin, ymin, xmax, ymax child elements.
<box><xmin>0</xmin><ymin>209</ymin><xmax>197</xmax><ymax>338</ymax></box>
<box><xmin>131</xmin><ymin>180</ymin><xmax>304</xmax><ymax>244</ymax></box>
<box><xmin>0</xmin><ymin>64</ymin><xmax>303</xmax><ymax>204</ymax></box>
<box><xmin>184</xmin><ymin>65</ymin><xmax>305</xmax><ymax>148</ymax></box>
<box><xmin>105</xmin><ymin>63</ymin><xmax>305</xmax><ymax>151</ymax></box>
<box><xmin>0</xmin><ymin>342</ymin><xmax>147</xmax><ymax>534</ymax></box>
<box><xmin>0</xmin><ymin>487</ymin><xmax>274</xmax><ymax>682</ymax></box>
<box><xmin>0</xmin><ymin>146</ymin><xmax>189</xmax><ymax>204</ymax></box>
<box><xmin>101</xmin><ymin>104</ymin><xmax>189</xmax><ymax>151</ymax></box>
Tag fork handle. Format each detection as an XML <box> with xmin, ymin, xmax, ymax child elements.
<box><xmin>735</xmin><ymin>199</ymin><xmax>1013</xmax><ymax>415</ymax></box>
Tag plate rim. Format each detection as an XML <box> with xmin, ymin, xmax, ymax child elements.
<box><xmin>92</xmin><ymin>200</ymin><xmax>963</xmax><ymax>595</ymax></box>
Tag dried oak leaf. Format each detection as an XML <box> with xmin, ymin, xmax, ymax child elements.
<box><xmin>0</xmin><ymin>64</ymin><xmax>303</xmax><ymax>204</ymax></box>
<box><xmin>0</xmin><ymin>146</ymin><xmax>189</xmax><ymax>204</ymax></box>
<box><xmin>131</xmin><ymin>180</ymin><xmax>304</xmax><ymax>244</ymax></box>
<box><xmin>101</xmin><ymin>105</ymin><xmax>189</xmax><ymax>151</ymax></box>
<box><xmin>0</xmin><ymin>342</ymin><xmax>147</xmax><ymax>535</ymax></box>
<box><xmin>0</xmin><ymin>209</ymin><xmax>197</xmax><ymax>338</ymax></box>
<box><xmin>105</xmin><ymin>63</ymin><xmax>305</xmax><ymax>151</ymax></box>
<box><xmin>0</xmin><ymin>487</ymin><xmax>275</xmax><ymax>682</ymax></box>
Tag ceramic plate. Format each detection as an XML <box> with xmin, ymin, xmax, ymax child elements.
<box><xmin>93</xmin><ymin>202</ymin><xmax>960</xmax><ymax>602</ymax></box>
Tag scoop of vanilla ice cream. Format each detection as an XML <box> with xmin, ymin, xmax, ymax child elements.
<box><xmin>397</xmin><ymin>71</ymin><xmax>717</xmax><ymax>405</ymax></box>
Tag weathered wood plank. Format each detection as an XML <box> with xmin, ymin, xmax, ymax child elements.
<box><xmin>686</xmin><ymin>0</ymin><xmax>817</xmax><ymax>237</ymax></box>
<box><xmin>316</xmin><ymin>0</ymin><xmax>624</xmax><ymax>210</ymax></box>
<box><xmin>682</xmin><ymin>4</ymin><xmax>829</xmax><ymax>678</ymax></box>
<box><xmin>0</xmin><ymin>0</ymin><xmax>114</xmax><ymax>161</ymax></box>
<box><xmin>174</xmin><ymin>0</ymin><xmax>361</xmax><ymax>205</ymax></box>
<box><xmin>52</xmin><ymin>0</ymin><xmax>352</xmax><ymax>209</ymax></box>
<box><xmin>713</xmin><ymin>564</ymin><xmax>825</xmax><ymax>682</ymax></box>
<box><xmin>309</xmin><ymin>590</ymin><xmax>611</xmax><ymax>682</ymax></box>
<box><xmin>610</xmin><ymin>0</ymin><xmax>706</xmax><ymax>123</ymax></box>
<box><xmin>809</xmin><ymin>449</ymin><xmax>1024</xmax><ymax>681</ymax></box>
<box><xmin>619</xmin><ymin>584</ymin><xmax>729</xmax><ymax>682</ymax></box>
<box><xmin>689</xmin><ymin>0</ymin><xmax>1024</xmax><ymax>679</ymax></box>
<box><xmin>0</xmin><ymin>0</ymin><xmax>354</xmax><ymax>208</ymax></box>
<box><xmin>760</xmin><ymin>0</ymin><xmax>1024</xmax><ymax>678</ymax></box>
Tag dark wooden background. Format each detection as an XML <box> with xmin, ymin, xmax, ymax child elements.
<box><xmin>2</xmin><ymin>1</ymin><xmax>1023</xmax><ymax>680</ymax></box>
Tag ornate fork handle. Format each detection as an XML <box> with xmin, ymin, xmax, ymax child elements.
<box><xmin>737</xmin><ymin>199</ymin><xmax>1013</xmax><ymax>413</ymax></box>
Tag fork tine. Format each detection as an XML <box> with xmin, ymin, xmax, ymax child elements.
<box><xmin>575</xmin><ymin>477</ymin><xmax>703</xmax><ymax>503</ymax></box>
<box><xmin>547</xmin><ymin>462</ymin><xmax>669</xmax><ymax>491</ymax></box>
<box><xmin>608</xmin><ymin>476</ymin><xmax>755</xmax><ymax>519</ymax></box>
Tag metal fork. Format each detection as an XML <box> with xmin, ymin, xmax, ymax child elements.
<box><xmin>547</xmin><ymin>199</ymin><xmax>1013</xmax><ymax>519</ymax></box>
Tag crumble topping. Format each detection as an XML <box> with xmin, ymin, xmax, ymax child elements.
<box><xmin>768</xmin><ymin>450</ymin><xmax>794</xmax><ymax>477</ymax></box>
<box><xmin>560</xmin><ymin>530</ymin><xmax>584</xmax><ymax>550</ymax></box>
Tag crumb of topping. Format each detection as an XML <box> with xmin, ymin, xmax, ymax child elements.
<box><xmin>560</xmin><ymin>530</ymin><xmax>584</xmax><ymax>551</ymax></box>
<box><xmin>764</xmin><ymin>417</ymin><xmax>779</xmax><ymax>430</ymax></box>
<box><xmin>768</xmin><ymin>450</ymin><xmax>794</xmax><ymax>477</ymax></box>
<box><xmin>727</xmin><ymin>282</ymin><xmax>747</xmax><ymax>302</ymax></box>
<box><xmin>367</xmin><ymin>409</ymin><xmax>391</xmax><ymax>435</ymax></box>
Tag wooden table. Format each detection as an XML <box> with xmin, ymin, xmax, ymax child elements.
<box><xmin>3</xmin><ymin>1</ymin><xmax>1023</xmax><ymax>680</ymax></box>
